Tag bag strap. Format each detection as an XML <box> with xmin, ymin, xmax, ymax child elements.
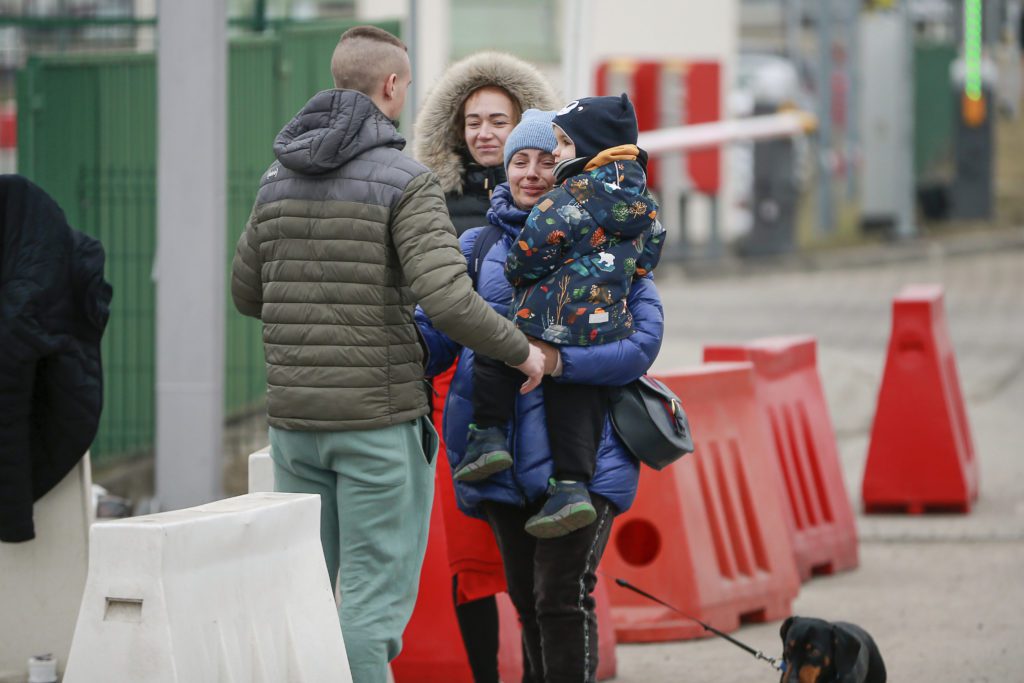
<box><xmin>467</xmin><ymin>224</ymin><xmax>505</xmax><ymax>287</ymax></box>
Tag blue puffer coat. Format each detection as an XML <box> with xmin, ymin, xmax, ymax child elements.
<box><xmin>416</xmin><ymin>183</ymin><xmax>664</xmax><ymax>518</ymax></box>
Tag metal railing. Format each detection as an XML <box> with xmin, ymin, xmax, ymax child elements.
<box><xmin>638</xmin><ymin>110</ymin><xmax>818</xmax><ymax>260</ymax></box>
<box><xmin>637</xmin><ymin>110</ymin><xmax>817</xmax><ymax>155</ymax></box>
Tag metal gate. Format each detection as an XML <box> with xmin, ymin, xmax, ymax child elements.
<box><xmin>15</xmin><ymin>19</ymin><xmax>401</xmax><ymax>463</ymax></box>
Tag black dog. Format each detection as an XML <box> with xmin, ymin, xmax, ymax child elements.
<box><xmin>779</xmin><ymin>616</ymin><xmax>886</xmax><ymax>683</ymax></box>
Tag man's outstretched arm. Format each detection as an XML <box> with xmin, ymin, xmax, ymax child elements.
<box><xmin>392</xmin><ymin>172</ymin><xmax>544</xmax><ymax>391</ymax></box>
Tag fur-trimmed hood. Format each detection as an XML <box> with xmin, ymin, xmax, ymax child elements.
<box><xmin>413</xmin><ymin>51</ymin><xmax>559</xmax><ymax>194</ymax></box>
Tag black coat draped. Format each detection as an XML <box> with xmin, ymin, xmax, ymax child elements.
<box><xmin>0</xmin><ymin>175</ymin><xmax>112</xmax><ymax>542</ymax></box>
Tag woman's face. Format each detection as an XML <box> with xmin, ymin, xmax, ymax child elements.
<box><xmin>507</xmin><ymin>149</ymin><xmax>556</xmax><ymax>210</ymax></box>
<box><xmin>463</xmin><ymin>87</ymin><xmax>517</xmax><ymax>167</ymax></box>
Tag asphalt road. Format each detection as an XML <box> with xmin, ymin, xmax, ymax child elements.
<box><xmin>611</xmin><ymin>242</ymin><xmax>1024</xmax><ymax>682</ymax></box>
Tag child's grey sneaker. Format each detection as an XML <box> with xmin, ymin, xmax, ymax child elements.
<box><xmin>524</xmin><ymin>479</ymin><xmax>597</xmax><ymax>538</ymax></box>
<box><xmin>454</xmin><ymin>424</ymin><xmax>513</xmax><ymax>482</ymax></box>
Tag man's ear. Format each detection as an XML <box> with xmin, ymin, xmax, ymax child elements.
<box><xmin>385</xmin><ymin>72</ymin><xmax>398</xmax><ymax>100</ymax></box>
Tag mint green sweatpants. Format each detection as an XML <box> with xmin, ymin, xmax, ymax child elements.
<box><xmin>269</xmin><ymin>416</ymin><xmax>438</xmax><ymax>683</ymax></box>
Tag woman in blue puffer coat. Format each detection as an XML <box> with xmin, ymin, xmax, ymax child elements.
<box><xmin>416</xmin><ymin>110</ymin><xmax>664</xmax><ymax>683</ymax></box>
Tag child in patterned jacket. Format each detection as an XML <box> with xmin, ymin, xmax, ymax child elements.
<box><xmin>455</xmin><ymin>93</ymin><xmax>665</xmax><ymax>538</ymax></box>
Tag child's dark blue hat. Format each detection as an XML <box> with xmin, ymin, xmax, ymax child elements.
<box><xmin>552</xmin><ymin>93</ymin><xmax>638</xmax><ymax>159</ymax></box>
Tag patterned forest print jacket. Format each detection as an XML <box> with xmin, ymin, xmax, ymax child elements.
<box><xmin>504</xmin><ymin>145</ymin><xmax>665</xmax><ymax>346</ymax></box>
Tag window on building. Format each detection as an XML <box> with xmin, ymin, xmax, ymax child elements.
<box><xmin>450</xmin><ymin>0</ymin><xmax>558</xmax><ymax>63</ymax></box>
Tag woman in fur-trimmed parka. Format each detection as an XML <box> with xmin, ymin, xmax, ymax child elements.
<box><xmin>411</xmin><ymin>52</ymin><xmax>559</xmax><ymax>683</ymax></box>
<box><xmin>414</xmin><ymin>51</ymin><xmax>560</xmax><ymax>235</ymax></box>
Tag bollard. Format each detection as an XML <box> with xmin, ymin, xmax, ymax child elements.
<box><xmin>863</xmin><ymin>285</ymin><xmax>979</xmax><ymax>513</ymax></box>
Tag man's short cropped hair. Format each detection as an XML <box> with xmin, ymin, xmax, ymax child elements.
<box><xmin>331</xmin><ymin>26</ymin><xmax>409</xmax><ymax>95</ymax></box>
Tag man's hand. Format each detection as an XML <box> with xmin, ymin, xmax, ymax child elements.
<box><xmin>531</xmin><ymin>339</ymin><xmax>561</xmax><ymax>376</ymax></box>
<box><xmin>513</xmin><ymin>342</ymin><xmax>546</xmax><ymax>393</ymax></box>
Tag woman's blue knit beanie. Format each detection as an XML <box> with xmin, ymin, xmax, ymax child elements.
<box><xmin>503</xmin><ymin>109</ymin><xmax>558</xmax><ymax>169</ymax></box>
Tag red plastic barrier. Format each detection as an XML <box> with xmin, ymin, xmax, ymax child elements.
<box><xmin>593</xmin><ymin>575</ymin><xmax>618</xmax><ymax>680</ymax></box>
<box><xmin>394</xmin><ymin>366</ymin><xmax>522</xmax><ymax>682</ymax></box>
<box><xmin>602</xmin><ymin>363</ymin><xmax>800</xmax><ymax>642</ymax></box>
<box><xmin>393</xmin><ymin>486</ymin><xmax>620</xmax><ymax>681</ymax></box>
<box><xmin>862</xmin><ymin>285</ymin><xmax>979</xmax><ymax>514</ymax></box>
<box><xmin>394</xmin><ymin>365</ymin><xmax>618</xmax><ymax>681</ymax></box>
<box><xmin>704</xmin><ymin>337</ymin><xmax>858</xmax><ymax>580</ymax></box>
<box><xmin>0</xmin><ymin>104</ymin><xmax>15</xmax><ymax>150</ymax></box>
<box><xmin>391</xmin><ymin>480</ymin><xmax>524</xmax><ymax>683</ymax></box>
<box><xmin>595</xmin><ymin>59</ymin><xmax>721</xmax><ymax>193</ymax></box>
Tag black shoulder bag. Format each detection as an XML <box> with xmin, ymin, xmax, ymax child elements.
<box><xmin>608</xmin><ymin>375</ymin><xmax>694</xmax><ymax>470</ymax></box>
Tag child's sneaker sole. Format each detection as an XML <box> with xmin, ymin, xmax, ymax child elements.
<box><xmin>524</xmin><ymin>503</ymin><xmax>597</xmax><ymax>538</ymax></box>
<box><xmin>453</xmin><ymin>451</ymin><xmax>513</xmax><ymax>482</ymax></box>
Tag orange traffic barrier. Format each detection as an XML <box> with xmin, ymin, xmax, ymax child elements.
<box><xmin>704</xmin><ymin>337</ymin><xmax>858</xmax><ymax>580</ymax></box>
<box><xmin>395</xmin><ymin>368</ymin><xmax>617</xmax><ymax>681</ymax></box>
<box><xmin>593</xmin><ymin>574</ymin><xmax>618</xmax><ymax>680</ymax></box>
<box><xmin>392</xmin><ymin>482</ymin><xmax>524</xmax><ymax>683</ymax></box>
<box><xmin>0</xmin><ymin>103</ymin><xmax>15</xmax><ymax>149</ymax></box>
<box><xmin>862</xmin><ymin>285</ymin><xmax>979</xmax><ymax>514</ymax></box>
<box><xmin>394</xmin><ymin>477</ymin><xmax>618</xmax><ymax>681</ymax></box>
<box><xmin>602</xmin><ymin>363</ymin><xmax>800</xmax><ymax>642</ymax></box>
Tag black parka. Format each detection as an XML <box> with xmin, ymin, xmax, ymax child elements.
<box><xmin>0</xmin><ymin>175</ymin><xmax>112</xmax><ymax>543</ymax></box>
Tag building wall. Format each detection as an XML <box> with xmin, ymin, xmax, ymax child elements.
<box><xmin>355</xmin><ymin>0</ymin><xmax>740</xmax><ymax>243</ymax></box>
<box><xmin>568</xmin><ymin>0</ymin><xmax>739</xmax><ymax>243</ymax></box>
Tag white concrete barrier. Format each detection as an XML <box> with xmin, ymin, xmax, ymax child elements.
<box><xmin>248</xmin><ymin>447</ymin><xmax>345</xmax><ymax>608</ymax></box>
<box><xmin>64</xmin><ymin>493</ymin><xmax>351</xmax><ymax>683</ymax></box>
<box><xmin>0</xmin><ymin>457</ymin><xmax>92</xmax><ymax>683</ymax></box>
<box><xmin>248</xmin><ymin>446</ymin><xmax>274</xmax><ymax>493</ymax></box>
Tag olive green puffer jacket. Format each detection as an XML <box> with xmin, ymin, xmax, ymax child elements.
<box><xmin>232</xmin><ymin>89</ymin><xmax>528</xmax><ymax>431</ymax></box>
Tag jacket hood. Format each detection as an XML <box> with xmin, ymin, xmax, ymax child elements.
<box><xmin>565</xmin><ymin>157</ymin><xmax>656</xmax><ymax>239</ymax></box>
<box><xmin>413</xmin><ymin>51</ymin><xmax>560</xmax><ymax>194</ymax></box>
<box><xmin>274</xmin><ymin>89</ymin><xmax>404</xmax><ymax>174</ymax></box>
<box><xmin>555</xmin><ymin>145</ymin><xmax>649</xmax><ymax>183</ymax></box>
<box><xmin>485</xmin><ymin>183</ymin><xmax>529</xmax><ymax>239</ymax></box>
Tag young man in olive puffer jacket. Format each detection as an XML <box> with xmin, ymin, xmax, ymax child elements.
<box><xmin>231</xmin><ymin>25</ymin><xmax>544</xmax><ymax>683</ymax></box>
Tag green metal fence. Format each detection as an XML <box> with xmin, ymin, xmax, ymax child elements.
<box><xmin>16</xmin><ymin>19</ymin><xmax>401</xmax><ymax>464</ymax></box>
<box><xmin>914</xmin><ymin>41</ymin><xmax>957</xmax><ymax>183</ymax></box>
<box><xmin>18</xmin><ymin>52</ymin><xmax>159</xmax><ymax>460</ymax></box>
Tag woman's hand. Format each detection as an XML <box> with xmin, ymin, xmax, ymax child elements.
<box><xmin>531</xmin><ymin>339</ymin><xmax>562</xmax><ymax>376</ymax></box>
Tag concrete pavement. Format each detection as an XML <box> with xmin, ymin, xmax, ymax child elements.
<box><xmin>609</xmin><ymin>238</ymin><xmax>1024</xmax><ymax>681</ymax></box>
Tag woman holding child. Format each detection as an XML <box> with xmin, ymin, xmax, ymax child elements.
<box><xmin>417</xmin><ymin>96</ymin><xmax>665</xmax><ymax>682</ymax></box>
<box><xmin>413</xmin><ymin>51</ymin><xmax>560</xmax><ymax>683</ymax></box>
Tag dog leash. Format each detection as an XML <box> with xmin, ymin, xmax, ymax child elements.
<box><xmin>614</xmin><ymin>578</ymin><xmax>785</xmax><ymax>672</ymax></box>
